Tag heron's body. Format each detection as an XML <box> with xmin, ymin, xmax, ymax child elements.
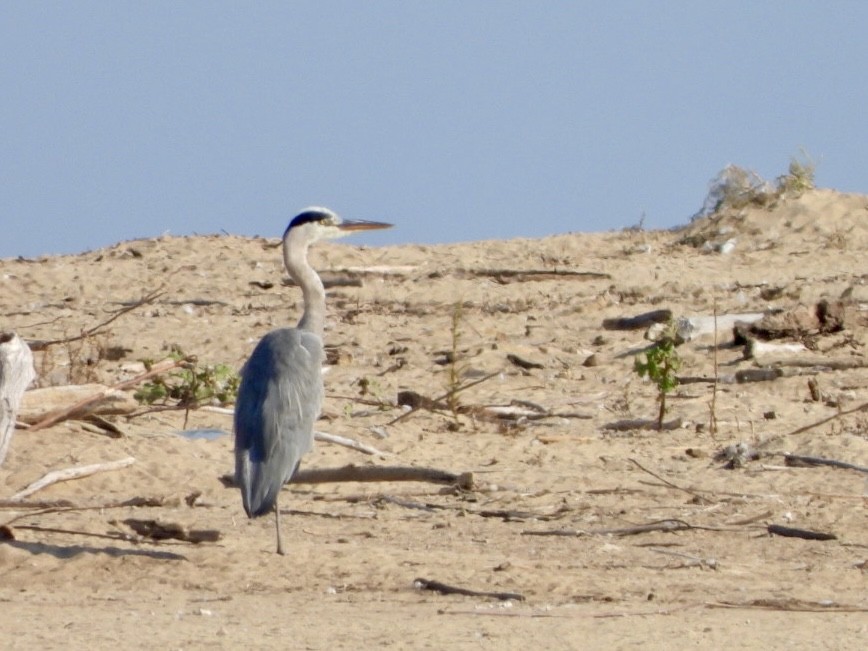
<box><xmin>233</xmin><ymin>207</ymin><xmax>391</xmax><ymax>554</ymax></box>
<box><xmin>234</xmin><ymin>327</ymin><xmax>323</xmax><ymax>517</ymax></box>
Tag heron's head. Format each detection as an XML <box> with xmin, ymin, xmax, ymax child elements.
<box><xmin>284</xmin><ymin>207</ymin><xmax>392</xmax><ymax>244</ymax></box>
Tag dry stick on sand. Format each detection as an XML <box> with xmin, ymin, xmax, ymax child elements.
<box><xmin>314</xmin><ymin>431</ymin><xmax>389</xmax><ymax>457</ymax></box>
<box><xmin>767</xmin><ymin>524</ymin><xmax>837</xmax><ymax>541</ymax></box>
<box><xmin>375</xmin><ymin>496</ymin><xmax>571</xmax><ymax>522</ymax></box>
<box><xmin>27</xmin><ymin>356</ymin><xmax>192</xmax><ymax>432</ymax></box>
<box><xmin>628</xmin><ymin>458</ymin><xmax>713</xmax><ymax>503</ymax></box>
<box><xmin>26</xmin><ymin>287</ymin><xmax>165</xmax><ymax>352</ymax></box>
<box><xmin>386</xmin><ymin>370</ymin><xmax>501</xmax><ymax>426</ymax></box>
<box><xmin>783</xmin><ymin>453</ymin><xmax>868</xmax><ymax>474</ymax></box>
<box><xmin>292</xmin><ymin>464</ymin><xmax>474</xmax><ymax>489</ymax></box>
<box><xmin>220</xmin><ymin>464</ymin><xmax>474</xmax><ymax>490</ymax></box>
<box><xmin>10</xmin><ymin>456</ymin><xmax>136</xmax><ymax>501</ymax></box>
<box><xmin>414</xmin><ymin>577</ymin><xmax>525</xmax><ymax>602</ymax></box>
<box><xmin>757</xmin><ymin>401</ymin><xmax>868</xmax><ymax>450</ymax></box>
<box><xmin>522</xmin><ymin>519</ymin><xmax>704</xmax><ymax>538</ymax></box>
<box><xmin>706</xmin><ymin>599</ymin><xmax>868</xmax><ymax>613</ymax></box>
<box><xmin>747</xmin><ymin>339</ymin><xmax>868</xmax><ymax>369</ymax></box>
<box><xmin>463</xmin><ymin>268</ymin><xmax>611</xmax><ymax>284</ymax></box>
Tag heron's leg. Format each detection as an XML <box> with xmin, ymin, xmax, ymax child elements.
<box><xmin>274</xmin><ymin>495</ymin><xmax>286</xmax><ymax>556</ymax></box>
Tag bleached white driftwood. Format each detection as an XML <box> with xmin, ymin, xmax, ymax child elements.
<box><xmin>747</xmin><ymin>339</ymin><xmax>868</xmax><ymax>369</ymax></box>
<box><xmin>10</xmin><ymin>456</ymin><xmax>136</xmax><ymax>501</ymax></box>
<box><xmin>314</xmin><ymin>430</ymin><xmax>389</xmax><ymax>456</ymax></box>
<box><xmin>672</xmin><ymin>313</ymin><xmax>766</xmax><ymax>342</ymax></box>
<box><xmin>26</xmin><ymin>356</ymin><xmax>187</xmax><ymax>432</ymax></box>
<box><xmin>19</xmin><ymin>383</ymin><xmax>138</xmax><ymax>424</ymax></box>
<box><xmin>0</xmin><ymin>333</ymin><xmax>36</xmax><ymax>466</ymax></box>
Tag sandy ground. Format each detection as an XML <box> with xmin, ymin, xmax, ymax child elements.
<box><xmin>1</xmin><ymin>188</ymin><xmax>866</xmax><ymax>650</ymax></box>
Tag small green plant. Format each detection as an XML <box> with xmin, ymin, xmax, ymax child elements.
<box><xmin>135</xmin><ymin>348</ymin><xmax>240</xmax><ymax>411</ymax></box>
<box><xmin>634</xmin><ymin>334</ymin><xmax>681</xmax><ymax>430</ymax></box>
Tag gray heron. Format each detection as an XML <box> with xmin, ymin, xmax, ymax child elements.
<box><xmin>234</xmin><ymin>207</ymin><xmax>392</xmax><ymax>554</ymax></box>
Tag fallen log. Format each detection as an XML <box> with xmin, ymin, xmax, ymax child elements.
<box><xmin>19</xmin><ymin>383</ymin><xmax>138</xmax><ymax>424</ymax></box>
<box><xmin>292</xmin><ymin>465</ymin><xmax>474</xmax><ymax>489</ymax></box>
<box><xmin>767</xmin><ymin>524</ymin><xmax>837</xmax><ymax>541</ymax></box>
<box><xmin>747</xmin><ymin>340</ymin><xmax>868</xmax><ymax>369</ymax></box>
<box><xmin>602</xmin><ymin>309</ymin><xmax>672</xmax><ymax>331</ymax></box>
<box><xmin>673</xmin><ymin>312</ymin><xmax>766</xmax><ymax>342</ymax></box>
<box><xmin>221</xmin><ymin>464</ymin><xmax>474</xmax><ymax>490</ymax></box>
<box><xmin>783</xmin><ymin>454</ymin><xmax>868</xmax><ymax>474</ymax></box>
<box><xmin>122</xmin><ymin>518</ymin><xmax>221</xmax><ymax>544</ymax></box>
<box><xmin>26</xmin><ymin>356</ymin><xmax>188</xmax><ymax>431</ymax></box>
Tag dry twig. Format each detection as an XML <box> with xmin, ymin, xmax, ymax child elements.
<box><xmin>221</xmin><ymin>464</ymin><xmax>473</xmax><ymax>489</ymax></box>
<box><xmin>386</xmin><ymin>371</ymin><xmax>501</xmax><ymax>426</ymax></box>
<box><xmin>414</xmin><ymin>577</ymin><xmax>525</xmax><ymax>601</ymax></box>
<box><xmin>27</xmin><ymin>287</ymin><xmax>165</xmax><ymax>352</ymax></box>
<box><xmin>28</xmin><ymin>356</ymin><xmax>190</xmax><ymax>431</ymax></box>
<box><xmin>10</xmin><ymin>457</ymin><xmax>136</xmax><ymax>501</ymax></box>
<box><xmin>628</xmin><ymin>458</ymin><xmax>712</xmax><ymax>503</ymax></box>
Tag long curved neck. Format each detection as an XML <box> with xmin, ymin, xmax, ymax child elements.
<box><xmin>283</xmin><ymin>232</ymin><xmax>325</xmax><ymax>337</ymax></box>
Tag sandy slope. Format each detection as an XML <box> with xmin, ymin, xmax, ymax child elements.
<box><xmin>1</xmin><ymin>189</ymin><xmax>866</xmax><ymax>650</ymax></box>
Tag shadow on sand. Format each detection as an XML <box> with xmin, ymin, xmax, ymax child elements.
<box><xmin>2</xmin><ymin>538</ymin><xmax>187</xmax><ymax>561</ymax></box>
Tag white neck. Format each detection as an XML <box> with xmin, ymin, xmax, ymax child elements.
<box><xmin>282</xmin><ymin>231</ymin><xmax>325</xmax><ymax>337</ymax></box>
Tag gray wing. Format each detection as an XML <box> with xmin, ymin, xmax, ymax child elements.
<box><xmin>234</xmin><ymin>327</ymin><xmax>324</xmax><ymax>517</ymax></box>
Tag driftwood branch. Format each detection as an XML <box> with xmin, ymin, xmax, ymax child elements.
<box><xmin>375</xmin><ymin>496</ymin><xmax>570</xmax><ymax>522</ymax></box>
<box><xmin>461</xmin><ymin>268</ymin><xmax>610</xmax><ymax>284</ymax></box>
<box><xmin>10</xmin><ymin>456</ymin><xmax>136</xmax><ymax>501</ymax></box>
<box><xmin>747</xmin><ymin>339</ymin><xmax>868</xmax><ymax>369</ymax></box>
<box><xmin>0</xmin><ymin>333</ymin><xmax>36</xmax><ymax>466</ymax></box>
<box><xmin>767</xmin><ymin>524</ymin><xmax>837</xmax><ymax>541</ymax></box>
<box><xmin>335</xmin><ymin>265</ymin><xmax>416</xmax><ymax>276</ymax></box>
<box><xmin>19</xmin><ymin>383</ymin><xmax>138</xmax><ymax>425</ymax></box>
<box><xmin>27</xmin><ymin>287</ymin><xmax>165</xmax><ymax>351</ymax></box>
<box><xmin>292</xmin><ymin>465</ymin><xmax>474</xmax><ymax>489</ymax></box>
<box><xmin>603</xmin><ymin>418</ymin><xmax>682</xmax><ymax>432</ymax></box>
<box><xmin>674</xmin><ymin>312</ymin><xmax>766</xmax><ymax>342</ymax></box>
<box><xmin>221</xmin><ymin>464</ymin><xmax>473</xmax><ymax>489</ymax></box>
<box><xmin>603</xmin><ymin>309</ymin><xmax>673</xmax><ymax>331</ymax></box>
<box><xmin>314</xmin><ymin>431</ymin><xmax>389</xmax><ymax>456</ymax></box>
<box><xmin>628</xmin><ymin>458</ymin><xmax>712</xmax><ymax>503</ymax></box>
<box><xmin>414</xmin><ymin>577</ymin><xmax>525</xmax><ymax>602</ymax></box>
<box><xmin>522</xmin><ymin>519</ymin><xmax>700</xmax><ymax>538</ymax></box>
<box><xmin>706</xmin><ymin>599</ymin><xmax>868</xmax><ymax>613</ymax></box>
<box><xmin>122</xmin><ymin>518</ymin><xmax>221</xmax><ymax>544</ymax></box>
<box><xmin>386</xmin><ymin>371</ymin><xmax>501</xmax><ymax>426</ymax></box>
<box><xmin>757</xmin><ymin>401</ymin><xmax>868</xmax><ymax>446</ymax></box>
<box><xmin>676</xmin><ymin>368</ymin><xmax>786</xmax><ymax>385</ymax></box>
<box><xmin>27</xmin><ymin>356</ymin><xmax>189</xmax><ymax>432</ymax></box>
<box><xmin>783</xmin><ymin>453</ymin><xmax>868</xmax><ymax>474</ymax></box>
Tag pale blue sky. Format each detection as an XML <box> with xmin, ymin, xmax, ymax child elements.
<box><xmin>3</xmin><ymin>2</ymin><xmax>867</xmax><ymax>258</ymax></box>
